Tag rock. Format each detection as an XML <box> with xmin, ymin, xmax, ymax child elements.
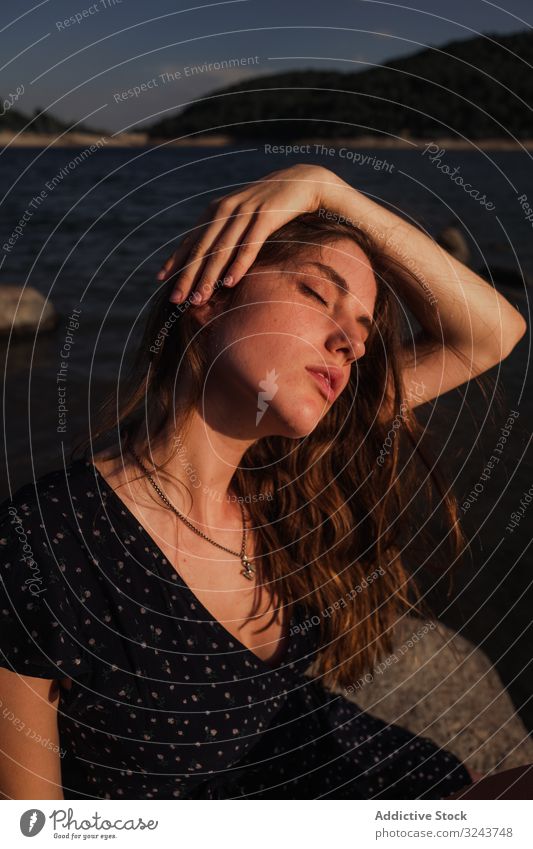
<box><xmin>436</xmin><ymin>226</ymin><xmax>530</xmax><ymax>287</ymax></box>
<box><xmin>320</xmin><ymin>617</ymin><xmax>533</xmax><ymax>775</ymax></box>
<box><xmin>437</xmin><ymin>225</ymin><xmax>470</xmax><ymax>264</ymax></box>
<box><xmin>0</xmin><ymin>285</ymin><xmax>58</xmax><ymax>336</ymax></box>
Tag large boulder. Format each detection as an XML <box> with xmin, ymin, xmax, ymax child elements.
<box><xmin>0</xmin><ymin>285</ymin><xmax>57</xmax><ymax>336</ymax></box>
<box><xmin>317</xmin><ymin>617</ymin><xmax>533</xmax><ymax>775</ymax></box>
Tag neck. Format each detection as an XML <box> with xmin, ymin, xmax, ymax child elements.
<box><xmin>130</xmin><ymin>407</ymin><xmax>257</xmax><ymax>528</ymax></box>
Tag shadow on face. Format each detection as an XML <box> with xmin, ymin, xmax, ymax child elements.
<box><xmin>191</xmin><ymin>238</ymin><xmax>378</xmax><ymax>440</ymax></box>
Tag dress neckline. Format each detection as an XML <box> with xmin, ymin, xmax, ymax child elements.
<box><xmin>82</xmin><ymin>457</ymin><xmax>296</xmax><ymax>672</ymax></box>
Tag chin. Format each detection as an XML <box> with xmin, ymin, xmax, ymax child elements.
<box><xmin>262</xmin><ymin>395</ymin><xmax>328</xmax><ymax>438</ymax></box>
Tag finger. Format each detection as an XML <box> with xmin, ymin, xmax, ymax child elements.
<box><xmin>168</xmin><ymin>221</ymin><xmax>229</xmax><ymax>301</ymax></box>
<box><xmin>157</xmin><ymin>224</ymin><xmax>205</xmax><ymax>280</ymax></box>
<box><xmin>156</xmin><ymin>202</ymin><xmax>220</xmax><ymax>281</ymax></box>
<box><xmin>223</xmin><ymin>218</ymin><xmax>273</xmax><ymax>286</ymax></box>
<box><xmin>169</xmin><ymin>204</ymin><xmax>242</xmax><ymax>302</ymax></box>
<box><xmin>188</xmin><ymin>211</ymin><xmax>261</xmax><ymax>303</ymax></box>
<box><xmin>156</xmin><ymin>244</ymin><xmax>189</xmax><ymax>281</ymax></box>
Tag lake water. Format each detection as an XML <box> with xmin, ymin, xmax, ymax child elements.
<box><xmin>0</xmin><ymin>145</ymin><xmax>531</xmax><ymax>730</ymax></box>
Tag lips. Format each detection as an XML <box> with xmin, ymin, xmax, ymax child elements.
<box><xmin>305</xmin><ymin>365</ymin><xmax>343</xmax><ymax>402</ymax></box>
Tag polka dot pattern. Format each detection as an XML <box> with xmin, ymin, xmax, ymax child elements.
<box><xmin>0</xmin><ymin>459</ymin><xmax>472</xmax><ymax>799</ymax></box>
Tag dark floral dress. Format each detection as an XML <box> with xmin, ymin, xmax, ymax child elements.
<box><xmin>0</xmin><ymin>458</ymin><xmax>472</xmax><ymax>799</ymax></box>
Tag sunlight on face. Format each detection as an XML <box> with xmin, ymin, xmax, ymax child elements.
<box><xmin>201</xmin><ymin>238</ymin><xmax>378</xmax><ymax>439</ymax></box>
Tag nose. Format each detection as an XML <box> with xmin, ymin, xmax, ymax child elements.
<box><xmin>328</xmin><ymin>324</ymin><xmax>366</xmax><ymax>364</ymax></box>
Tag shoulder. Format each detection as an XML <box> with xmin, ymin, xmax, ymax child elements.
<box><xmin>0</xmin><ymin>458</ymin><xmax>101</xmax><ymax>590</ymax></box>
<box><xmin>0</xmin><ymin>460</ymin><xmax>95</xmax><ymax>679</ymax></box>
<box><xmin>0</xmin><ymin>457</ymin><xmax>102</xmax><ymax>530</ymax></box>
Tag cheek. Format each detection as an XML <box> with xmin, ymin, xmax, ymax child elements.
<box><xmin>215</xmin><ymin>302</ymin><xmax>320</xmax><ymax>368</ymax></box>
<box><xmin>211</xmin><ymin>304</ymin><xmax>332</xmax><ymax>429</ymax></box>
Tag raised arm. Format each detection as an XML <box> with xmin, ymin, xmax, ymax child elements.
<box><xmin>319</xmin><ymin>173</ymin><xmax>527</xmax><ymax>407</ymax></box>
<box><xmin>156</xmin><ymin>163</ymin><xmax>527</xmax><ymax>407</ymax></box>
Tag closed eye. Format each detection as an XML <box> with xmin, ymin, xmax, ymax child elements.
<box><xmin>299</xmin><ymin>281</ymin><xmax>372</xmax><ymax>343</ymax></box>
<box><xmin>299</xmin><ymin>283</ymin><xmax>329</xmax><ymax>307</ymax></box>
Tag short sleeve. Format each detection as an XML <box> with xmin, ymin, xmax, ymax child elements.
<box><xmin>0</xmin><ymin>496</ymin><xmax>92</xmax><ymax>681</ymax></box>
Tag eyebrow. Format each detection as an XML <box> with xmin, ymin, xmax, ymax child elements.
<box><xmin>298</xmin><ymin>261</ymin><xmax>375</xmax><ymax>333</ymax></box>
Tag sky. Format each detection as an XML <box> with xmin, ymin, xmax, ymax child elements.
<box><xmin>1</xmin><ymin>0</ymin><xmax>531</xmax><ymax>133</ymax></box>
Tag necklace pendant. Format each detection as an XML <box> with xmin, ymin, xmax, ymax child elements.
<box><xmin>241</xmin><ymin>554</ymin><xmax>255</xmax><ymax>580</ymax></box>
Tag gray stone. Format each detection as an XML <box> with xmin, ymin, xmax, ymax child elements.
<box><xmin>320</xmin><ymin>617</ymin><xmax>533</xmax><ymax>776</ymax></box>
<box><xmin>437</xmin><ymin>226</ymin><xmax>470</xmax><ymax>264</ymax></box>
<box><xmin>0</xmin><ymin>285</ymin><xmax>58</xmax><ymax>335</ymax></box>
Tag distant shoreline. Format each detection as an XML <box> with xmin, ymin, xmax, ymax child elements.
<box><xmin>1</xmin><ymin>131</ymin><xmax>533</xmax><ymax>151</ymax></box>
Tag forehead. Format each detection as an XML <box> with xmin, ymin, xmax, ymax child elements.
<box><xmin>293</xmin><ymin>238</ymin><xmax>378</xmax><ymax>307</ymax></box>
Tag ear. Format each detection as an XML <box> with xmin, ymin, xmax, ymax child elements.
<box><xmin>188</xmin><ymin>295</ymin><xmax>226</xmax><ymax>329</ymax></box>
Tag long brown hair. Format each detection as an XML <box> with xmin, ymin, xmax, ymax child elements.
<box><xmin>73</xmin><ymin>211</ymin><xmax>465</xmax><ymax>691</ymax></box>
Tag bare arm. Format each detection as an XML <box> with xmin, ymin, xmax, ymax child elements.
<box><xmin>156</xmin><ymin>163</ymin><xmax>527</xmax><ymax>408</ymax></box>
<box><xmin>0</xmin><ymin>668</ymin><xmax>64</xmax><ymax>800</ymax></box>
<box><xmin>320</xmin><ymin>174</ymin><xmax>527</xmax><ymax>407</ymax></box>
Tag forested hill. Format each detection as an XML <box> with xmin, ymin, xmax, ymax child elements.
<box><xmin>146</xmin><ymin>29</ymin><xmax>533</xmax><ymax>142</ymax></box>
<box><xmin>0</xmin><ymin>102</ymin><xmax>106</xmax><ymax>135</ymax></box>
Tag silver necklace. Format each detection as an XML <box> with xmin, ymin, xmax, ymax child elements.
<box><xmin>128</xmin><ymin>447</ymin><xmax>256</xmax><ymax>581</ymax></box>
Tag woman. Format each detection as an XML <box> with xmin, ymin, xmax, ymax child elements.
<box><xmin>0</xmin><ymin>164</ymin><xmax>526</xmax><ymax>800</ymax></box>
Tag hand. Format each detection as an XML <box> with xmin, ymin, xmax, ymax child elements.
<box><xmin>156</xmin><ymin>164</ymin><xmax>341</xmax><ymax>305</ymax></box>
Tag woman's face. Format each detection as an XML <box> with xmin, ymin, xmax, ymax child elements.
<box><xmin>196</xmin><ymin>237</ymin><xmax>378</xmax><ymax>439</ymax></box>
